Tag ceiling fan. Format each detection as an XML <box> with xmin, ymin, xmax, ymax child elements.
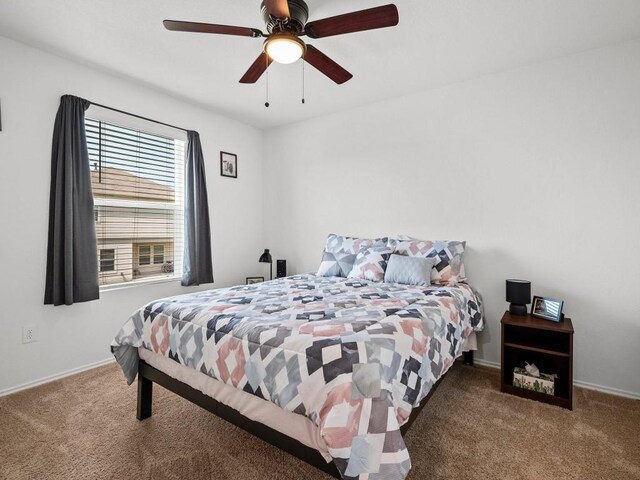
<box><xmin>164</xmin><ymin>0</ymin><xmax>399</xmax><ymax>85</ymax></box>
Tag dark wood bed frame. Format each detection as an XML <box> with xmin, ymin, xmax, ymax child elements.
<box><xmin>136</xmin><ymin>351</ymin><xmax>474</xmax><ymax>478</ymax></box>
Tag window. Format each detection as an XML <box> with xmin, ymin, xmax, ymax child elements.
<box><xmin>86</xmin><ymin>118</ymin><xmax>185</xmax><ymax>287</ymax></box>
<box><xmin>137</xmin><ymin>244</ymin><xmax>165</xmax><ymax>266</ymax></box>
<box><xmin>153</xmin><ymin>245</ymin><xmax>165</xmax><ymax>264</ymax></box>
<box><xmin>138</xmin><ymin>245</ymin><xmax>151</xmax><ymax>266</ymax></box>
<box><xmin>99</xmin><ymin>249</ymin><xmax>115</xmax><ymax>272</ymax></box>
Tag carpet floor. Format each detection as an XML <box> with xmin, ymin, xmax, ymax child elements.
<box><xmin>1</xmin><ymin>362</ymin><xmax>638</xmax><ymax>480</ymax></box>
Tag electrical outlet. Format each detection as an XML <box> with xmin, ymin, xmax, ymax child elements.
<box><xmin>22</xmin><ymin>325</ymin><xmax>37</xmax><ymax>344</ymax></box>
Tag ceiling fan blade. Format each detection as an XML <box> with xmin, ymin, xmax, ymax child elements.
<box><xmin>263</xmin><ymin>0</ymin><xmax>290</xmax><ymax>19</ymax></box>
<box><xmin>239</xmin><ymin>52</ymin><xmax>273</xmax><ymax>84</ymax></box>
<box><xmin>164</xmin><ymin>20</ymin><xmax>263</xmax><ymax>38</ymax></box>
<box><xmin>305</xmin><ymin>4</ymin><xmax>399</xmax><ymax>39</ymax></box>
<box><xmin>304</xmin><ymin>45</ymin><xmax>353</xmax><ymax>85</ymax></box>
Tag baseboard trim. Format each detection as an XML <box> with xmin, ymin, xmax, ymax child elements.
<box><xmin>0</xmin><ymin>357</ymin><xmax>116</xmax><ymax>398</ymax></box>
<box><xmin>473</xmin><ymin>358</ymin><xmax>501</xmax><ymax>369</ymax></box>
<box><xmin>572</xmin><ymin>379</ymin><xmax>640</xmax><ymax>400</ymax></box>
<box><xmin>472</xmin><ymin>357</ymin><xmax>639</xmax><ymax>400</ymax></box>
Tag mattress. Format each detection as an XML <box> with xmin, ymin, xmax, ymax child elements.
<box><xmin>112</xmin><ymin>274</ymin><xmax>483</xmax><ymax>479</ymax></box>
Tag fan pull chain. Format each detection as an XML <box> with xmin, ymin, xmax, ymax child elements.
<box><xmin>265</xmin><ymin>55</ymin><xmax>270</xmax><ymax>108</ymax></box>
<box><xmin>301</xmin><ymin>56</ymin><xmax>306</xmax><ymax>104</ymax></box>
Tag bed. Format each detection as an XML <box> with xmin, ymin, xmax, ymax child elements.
<box><xmin>112</xmin><ymin>273</ymin><xmax>483</xmax><ymax>479</ymax></box>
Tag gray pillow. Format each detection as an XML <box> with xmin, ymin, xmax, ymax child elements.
<box><xmin>384</xmin><ymin>254</ymin><xmax>437</xmax><ymax>286</ymax></box>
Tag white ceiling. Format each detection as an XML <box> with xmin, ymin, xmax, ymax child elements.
<box><xmin>1</xmin><ymin>0</ymin><xmax>639</xmax><ymax>129</ymax></box>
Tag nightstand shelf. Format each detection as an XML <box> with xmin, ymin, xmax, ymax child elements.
<box><xmin>501</xmin><ymin>311</ymin><xmax>574</xmax><ymax>410</ymax></box>
<box><xmin>503</xmin><ymin>342</ymin><xmax>570</xmax><ymax>358</ymax></box>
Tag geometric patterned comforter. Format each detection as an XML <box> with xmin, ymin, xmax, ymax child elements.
<box><xmin>111</xmin><ymin>274</ymin><xmax>483</xmax><ymax>480</ymax></box>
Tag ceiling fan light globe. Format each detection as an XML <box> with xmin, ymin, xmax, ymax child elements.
<box><xmin>264</xmin><ymin>35</ymin><xmax>305</xmax><ymax>64</ymax></box>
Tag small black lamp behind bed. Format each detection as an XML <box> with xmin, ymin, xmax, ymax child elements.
<box><xmin>259</xmin><ymin>249</ymin><xmax>273</xmax><ymax>280</ymax></box>
<box><xmin>506</xmin><ymin>279</ymin><xmax>531</xmax><ymax>315</ymax></box>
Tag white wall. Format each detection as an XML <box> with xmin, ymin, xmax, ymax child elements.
<box><xmin>2</xmin><ymin>34</ymin><xmax>639</xmax><ymax>398</ymax></box>
<box><xmin>262</xmin><ymin>40</ymin><xmax>640</xmax><ymax>397</ymax></box>
<box><xmin>0</xmin><ymin>36</ymin><xmax>265</xmax><ymax>393</ymax></box>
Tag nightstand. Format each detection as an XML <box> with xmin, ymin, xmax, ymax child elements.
<box><xmin>500</xmin><ymin>311</ymin><xmax>574</xmax><ymax>410</ymax></box>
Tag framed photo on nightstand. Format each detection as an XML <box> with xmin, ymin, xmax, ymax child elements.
<box><xmin>246</xmin><ymin>276</ymin><xmax>264</xmax><ymax>285</ymax></box>
<box><xmin>531</xmin><ymin>296</ymin><xmax>564</xmax><ymax>322</ymax></box>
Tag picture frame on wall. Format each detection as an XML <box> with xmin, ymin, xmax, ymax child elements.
<box><xmin>246</xmin><ymin>276</ymin><xmax>264</xmax><ymax>285</ymax></box>
<box><xmin>220</xmin><ymin>151</ymin><xmax>237</xmax><ymax>178</ymax></box>
<box><xmin>531</xmin><ymin>296</ymin><xmax>564</xmax><ymax>322</ymax></box>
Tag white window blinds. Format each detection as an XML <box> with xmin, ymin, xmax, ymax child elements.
<box><xmin>86</xmin><ymin>118</ymin><xmax>185</xmax><ymax>287</ymax></box>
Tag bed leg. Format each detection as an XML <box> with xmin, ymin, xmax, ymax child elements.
<box><xmin>463</xmin><ymin>351</ymin><xmax>474</xmax><ymax>366</ymax></box>
<box><xmin>137</xmin><ymin>373</ymin><xmax>153</xmax><ymax>420</ymax></box>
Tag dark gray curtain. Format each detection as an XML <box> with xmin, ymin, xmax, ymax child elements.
<box><xmin>44</xmin><ymin>95</ymin><xmax>99</xmax><ymax>306</ymax></box>
<box><xmin>182</xmin><ymin>131</ymin><xmax>214</xmax><ymax>286</ymax></box>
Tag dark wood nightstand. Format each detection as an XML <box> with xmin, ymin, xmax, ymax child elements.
<box><xmin>501</xmin><ymin>311</ymin><xmax>574</xmax><ymax>410</ymax></box>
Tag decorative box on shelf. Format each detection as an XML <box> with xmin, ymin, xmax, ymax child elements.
<box><xmin>513</xmin><ymin>367</ymin><xmax>555</xmax><ymax>396</ymax></box>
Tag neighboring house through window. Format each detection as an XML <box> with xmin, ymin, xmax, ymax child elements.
<box><xmin>86</xmin><ymin>118</ymin><xmax>185</xmax><ymax>287</ymax></box>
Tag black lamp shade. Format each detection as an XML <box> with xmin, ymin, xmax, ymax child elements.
<box><xmin>506</xmin><ymin>279</ymin><xmax>531</xmax><ymax>315</ymax></box>
<box><xmin>259</xmin><ymin>249</ymin><xmax>273</xmax><ymax>281</ymax></box>
<box><xmin>259</xmin><ymin>249</ymin><xmax>272</xmax><ymax>264</ymax></box>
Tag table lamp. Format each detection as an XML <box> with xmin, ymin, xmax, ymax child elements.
<box><xmin>259</xmin><ymin>249</ymin><xmax>273</xmax><ymax>280</ymax></box>
<box><xmin>506</xmin><ymin>279</ymin><xmax>531</xmax><ymax>316</ymax></box>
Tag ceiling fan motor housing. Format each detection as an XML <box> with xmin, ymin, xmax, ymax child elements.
<box><xmin>261</xmin><ymin>0</ymin><xmax>309</xmax><ymax>34</ymax></box>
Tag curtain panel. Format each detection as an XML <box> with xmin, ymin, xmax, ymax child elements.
<box><xmin>44</xmin><ymin>95</ymin><xmax>99</xmax><ymax>306</ymax></box>
<box><xmin>182</xmin><ymin>131</ymin><xmax>214</xmax><ymax>286</ymax></box>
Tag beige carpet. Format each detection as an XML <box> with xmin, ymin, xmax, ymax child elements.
<box><xmin>1</xmin><ymin>363</ymin><xmax>638</xmax><ymax>480</ymax></box>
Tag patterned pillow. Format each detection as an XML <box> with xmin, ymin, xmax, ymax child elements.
<box><xmin>347</xmin><ymin>246</ymin><xmax>395</xmax><ymax>282</ymax></box>
<box><xmin>316</xmin><ymin>250</ymin><xmax>357</xmax><ymax>277</ymax></box>
<box><xmin>317</xmin><ymin>234</ymin><xmax>388</xmax><ymax>278</ymax></box>
<box><xmin>324</xmin><ymin>233</ymin><xmax>388</xmax><ymax>254</ymax></box>
<box><xmin>387</xmin><ymin>239</ymin><xmax>466</xmax><ymax>285</ymax></box>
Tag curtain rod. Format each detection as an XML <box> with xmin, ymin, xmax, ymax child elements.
<box><xmin>87</xmin><ymin>100</ymin><xmax>190</xmax><ymax>134</ymax></box>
